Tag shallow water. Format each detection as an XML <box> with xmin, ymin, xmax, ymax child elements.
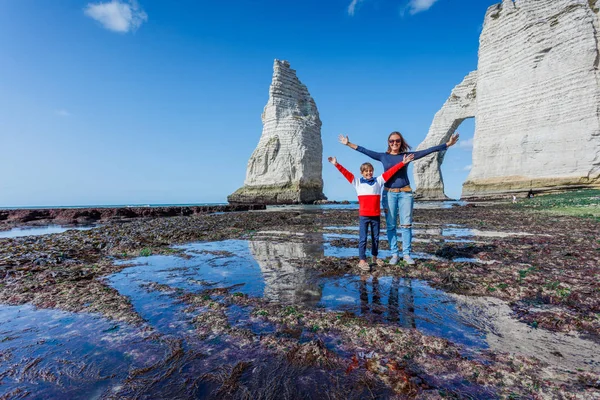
<box><xmin>325</xmin><ymin>224</ymin><xmax>544</xmax><ymax>239</ymax></box>
<box><xmin>110</xmin><ymin>239</ymin><xmax>487</xmax><ymax>349</ymax></box>
<box><xmin>264</xmin><ymin>200</ymin><xmax>465</xmax><ymax>212</ymax></box>
<box><xmin>2</xmin><ymin>227</ymin><xmax>598</xmax><ymax>398</ymax></box>
<box><xmin>0</xmin><ymin>225</ymin><xmax>97</xmax><ymax>238</ymax></box>
<box><xmin>0</xmin><ymin>305</ymin><xmax>166</xmax><ymax>399</ymax></box>
<box><xmin>441</xmin><ymin>227</ymin><xmax>542</xmax><ymax>238</ymax></box>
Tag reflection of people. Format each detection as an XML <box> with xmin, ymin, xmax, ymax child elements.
<box><xmin>387</xmin><ymin>277</ymin><xmax>416</xmax><ymax>328</ymax></box>
<box><xmin>359</xmin><ymin>275</ymin><xmax>382</xmax><ymax>315</ymax></box>
<box><xmin>388</xmin><ymin>276</ymin><xmax>400</xmax><ymax>324</ymax></box>
<box><xmin>372</xmin><ymin>276</ymin><xmax>382</xmax><ymax>315</ymax></box>
<box><xmin>401</xmin><ymin>278</ymin><xmax>417</xmax><ymax>329</ymax></box>
<box><xmin>328</xmin><ymin>154</ymin><xmax>414</xmax><ymax>271</ymax></box>
<box><xmin>359</xmin><ymin>276</ymin><xmax>416</xmax><ymax>328</ymax></box>
<box><xmin>359</xmin><ymin>275</ymin><xmax>369</xmax><ymax>315</ymax></box>
<box><xmin>339</xmin><ymin>132</ymin><xmax>459</xmax><ymax>265</ymax></box>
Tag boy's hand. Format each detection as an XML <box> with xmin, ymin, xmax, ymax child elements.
<box><xmin>446</xmin><ymin>133</ymin><xmax>459</xmax><ymax>147</ymax></box>
<box><xmin>402</xmin><ymin>154</ymin><xmax>415</xmax><ymax>164</ymax></box>
<box><xmin>338</xmin><ymin>134</ymin><xmax>349</xmax><ymax>146</ymax></box>
<box><xmin>327</xmin><ymin>156</ymin><xmax>338</xmax><ymax>165</ymax></box>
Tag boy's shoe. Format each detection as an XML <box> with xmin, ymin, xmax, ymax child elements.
<box><xmin>375</xmin><ymin>258</ymin><xmax>385</xmax><ymax>267</ymax></box>
<box><xmin>389</xmin><ymin>255</ymin><xmax>399</xmax><ymax>265</ymax></box>
<box><xmin>358</xmin><ymin>261</ymin><xmax>370</xmax><ymax>272</ymax></box>
<box><xmin>403</xmin><ymin>255</ymin><xmax>416</xmax><ymax>265</ymax></box>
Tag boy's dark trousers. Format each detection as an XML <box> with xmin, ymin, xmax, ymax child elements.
<box><xmin>358</xmin><ymin>216</ymin><xmax>380</xmax><ymax>260</ymax></box>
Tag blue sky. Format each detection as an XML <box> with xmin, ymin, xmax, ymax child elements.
<box><xmin>0</xmin><ymin>0</ymin><xmax>498</xmax><ymax>207</ymax></box>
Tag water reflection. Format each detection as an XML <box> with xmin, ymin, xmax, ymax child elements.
<box><xmin>112</xmin><ymin>237</ymin><xmax>488</xmax><ymax>348</ymax></box>
<box><xmin>449</xmin><ymin>295</ymin><xmax>600</xmax><ymax>372</ymax></box>
<box><xmin>0</xmin><ymin>305</ymin><xmax>164</xmax><ymax>399</ymax></box>
<box><xmin>442</xmin><ymin>227</ymin><xmax>544</xmax><ymax>238</ymax></box>
<box><xmin>108</xmin><ymin>236</ymin><xmax>600</xmax><ymax>375</ymax></box>
<box><xmin>263</xmin><ymin>200</ymin><xmax>465</xmax><ymax>212</ymax></box>
<box><xmin>0</xmin><ymin>224</ymin><xmax>97</xmax><ymax>238</ymax></box>
<box><xmin>248</xmin><ymin>239</ymin><xmax>323</xmax><ymax>306</ymax></box>
<box><xmin>111</xmin><ymin>240</ymin><xmax>265</xmax><ymax>334</ymax></box>
<box><xmin>383</xmin><ymin>276</ymin><xmax>416</xmax><ymax>328</ymax></box>
<box><xmin>320</xmin><ymin>275</ymin><xmax>485</xmax><ymax>348</ymax></box>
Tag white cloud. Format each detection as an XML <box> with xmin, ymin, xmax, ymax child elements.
<box><xmin>406</xmin><ymin>0</ymin><xmax>440</xmax><ymax>15</ymax></box>
<box><xmin>350</xmin><ymin>0</ymin><xmax>439</xmax><ymax>17</ymax></box>
<box><xmin>56</xmin><ymin>109</ymin><xmax>71</xmax><ymax>117</ymax></box>
<box><xmin>458</xmin><ymin>138</ymin><xmax>474</xmax><ymax>150</ymax></box>
<box><xmin>463</xmin><ymin>164</ymin><xmax>472</xmax><ymax>171</ymax></box>
<box><xmin>347</xmin><ymin>0</ymin><xmax>365</xmax><ymax>16</ymax></box>
<box><xmin>84</xmin><ymin>0</ymin><xmax>147</xmax><ymax>33</ymax></box>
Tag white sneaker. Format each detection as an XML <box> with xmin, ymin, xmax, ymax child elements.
<box><xmin>403</xmin><ymin>255</ymin><xmax>416</xmax><ymax>265</ymax></box>
<box><xmin>389</xmin><ymin>255</ymin><xmax>399</xmax><ymax>265</ymax></box>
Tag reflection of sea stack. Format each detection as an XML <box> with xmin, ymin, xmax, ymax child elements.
<box><xmin>449</xmin><ymin>294</ymin><xmax>600</xmax><ymax>374</ymax></box>
<box><xmin>248</xmin><ymin>240</ymin><xmax>322</xmax><ymax>306</ymax></box>
<box><xmin>415</xmin><ymin>0</ymin><xmax>600</xmax><ymax>200</ymax></box>
<box><xmin>228</xmin><ymin>60</ymin><xmax>327</xmax><ymax>204</ymax></box>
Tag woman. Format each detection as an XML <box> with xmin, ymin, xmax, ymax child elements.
<box><xmin>339</xmin><ymin>131</ymin><xmax>459</xmax><ymax>265</ymax></box>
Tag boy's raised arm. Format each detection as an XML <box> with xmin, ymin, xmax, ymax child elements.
<box><xmin>328</xmin><ymin>156</ymin><xmax>354</xmax><ymax>184</ymax></box>
<box><xmin>381</xmin><ymin>154</ymin><xmax>414</xmax><ymax>182</ymax></box>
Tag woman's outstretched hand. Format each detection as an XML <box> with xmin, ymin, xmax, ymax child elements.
<box><xmin>402</xmin><ymin>154</ymin><xmax>415</xmax><ymax>164</ymax></box>
<box><xmin>446</xmin><ymin>133</ymin><xmax>460</xmax><ymax>147</ymax></box>
<box><xmin>327</xmin><ymin>156</ymin><xmax>338</xmax><ymax>165</ymax></box>
<box><xmin>338</xmin><ymin>134</ymin><xmax>358</xmax><ymax>150</ymax></box>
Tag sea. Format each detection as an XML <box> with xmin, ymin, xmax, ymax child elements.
<box><xmin>0</xmin><ymin>200</ymin><xmax>465</xmax><ymax>211</ymax></box>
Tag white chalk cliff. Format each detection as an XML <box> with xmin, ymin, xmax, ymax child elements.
<box><xmin>415</xmin><ymin>0</ymin><xmax>600</xmax><ymax>199</ymax></box>
<box><xmin>228</xmin><ymin>60</ymin><xmax>326</xmax><ymax>204</ymax></box>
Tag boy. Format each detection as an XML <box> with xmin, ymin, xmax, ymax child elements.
<box><xmin>328</xmin><ymin>153</ymin><xmax>414</xmax><ymax>271</ymax></box>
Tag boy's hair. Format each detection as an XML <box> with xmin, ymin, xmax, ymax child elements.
<box><xmin>360</xmin><ymin>162</ymin><xmax>374</xmax><ymax>173</ymax></box>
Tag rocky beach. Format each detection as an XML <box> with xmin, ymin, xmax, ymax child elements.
<box><xmin>1</xmin><ymin>199</ymin><xmax>599</xmax><ymax>399</ymax></box>
<box><xmin>4</xmin><ymin>0</ymin><xmax>600</xmax><ymax>398</ymax></box>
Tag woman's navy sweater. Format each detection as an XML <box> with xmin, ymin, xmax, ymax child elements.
<box><xmin>355</xmin><ymin>143</ymin><xmax>448</xmax><ymax>189</ymax></box>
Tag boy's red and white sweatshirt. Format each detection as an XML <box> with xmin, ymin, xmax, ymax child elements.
<box><xmin>334</xmin><ymin>161</ymin><xmax>406</xmax><ymax>217</ymax></box>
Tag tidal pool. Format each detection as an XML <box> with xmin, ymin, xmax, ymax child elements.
<box><xmin>0</xmin><ymin>305</ymin><xmax>166</xmax><ymax>399</ymax></box>
<box><xmin>110</xmin><ymin>236</ymin><xmax>599</xmax><ymax>371</ymax></box>
<box><xmin>263</xmin><ymin>200</ymin><xmax>465</xmax><ymax>212</ymax></box>
<box><xmin>0</xmin><ymin>225</ymin><xmax>97</xmax><ymax>238</ymax></box>
<box><xmin>2</xmin><ymin>232</ymin><xmax>598</xmax><ymax>398</ymax></box>
<box><xmin>324</xmin><ymin>224</ymin><xmax>543</xmax><ymax>240</ymax></box>
<box><xmin>110</xmin><ymin>239</ymin><xmax>486</xmax><ymax>349</ymax></box>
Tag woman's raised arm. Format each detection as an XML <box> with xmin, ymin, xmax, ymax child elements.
<box><xmin>338</xmin><ymin>134</ymin><xmax>357</xmax><ymax>150</ymax></box>
<box><xmin>338</xmin><ymin>134</ymin><xmax>384</xmax><ymax>161</ymax></box>
<box><xmin>411</xmin><ymin>133</ymin><xmax>459</xmax><ymax>161</ymax></box>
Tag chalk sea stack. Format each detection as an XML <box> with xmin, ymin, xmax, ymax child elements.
<box><xmin>414</xmin><ymin>0</ymin><xmax>600</xmax><ymax>200</ymax></box>
<box><xmin>228</xmin><ymin>60</ymin><xmax>327</xmax><ymax>205</ymax></box>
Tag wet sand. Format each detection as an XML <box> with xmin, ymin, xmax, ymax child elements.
<box><xmin>0</xmin><ymin>204</ymin><xmax>599</xmax><ymax>398</ymax></box>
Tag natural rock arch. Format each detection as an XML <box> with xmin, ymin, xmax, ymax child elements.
<box><xmin>416</xmin><ymin>0</ymin><xmax>600</xmax><ymax>200</ymax></box>
<box><xmin>414</xmin><ymin>71</ymin><xmax>477</xmax><ymax>200</ymax></box>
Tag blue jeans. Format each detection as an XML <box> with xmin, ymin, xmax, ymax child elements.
<box><xmin>382</xmin><ymin>190</ymin><xmax>413</xmax><ymax>257</ymax></box>
<box><xmin>358</xmin><ymin>216</ymin><xmax>380</xmax><ymax>260</ymax></box>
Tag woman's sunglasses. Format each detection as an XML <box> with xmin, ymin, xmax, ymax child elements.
<box><xmin>388</xmin><ymin>139</ymin><xmax>402</xmax><ymax>144</ymax></box>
